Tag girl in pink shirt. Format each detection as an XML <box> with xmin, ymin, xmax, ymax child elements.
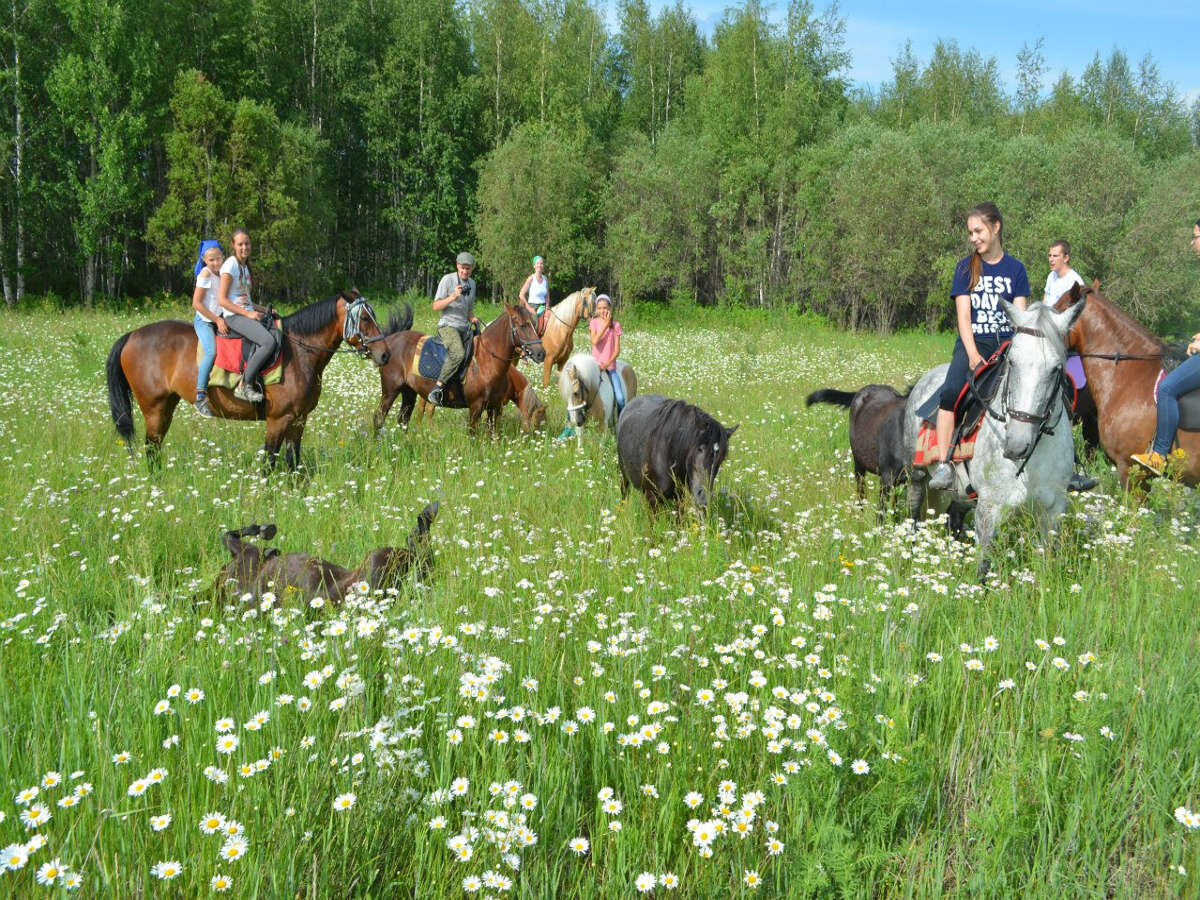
<box><xmin>589</xmin><ymin>294</ymin><xmax>626</xmax><ymax>414</ymax></box>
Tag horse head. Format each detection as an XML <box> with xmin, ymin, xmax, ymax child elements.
<box><xmin>580</xmin><ymin>287</ymin><xmax>598</xmax><ymax>319</ymax></box>
<box><xmin>999</xmin><ymin>299</ymin><xmax>1085</xmax><ymax>461</ymax></box>
<box><xmin>505</xmin><ymin>303</ymin><xmax>546</xmax><ymax>363</ymax></box>
<box><xmin>340</xmin><ymin>290</ymin><xmax>390</xmax><ymax>366</ymax></box>
<box><xmin>688</xmin><ymin>423</ymin><xmax>737</xmax><ymax>511</ymax></box>
<box><xmin>564</xmin><ymin>361</ymin><xmax>590</xmax><ymax>427</ymax></box>
<box><xmin>520</xmin><ymin>387</ymin><xmax>546</xmax><ymax>433</ymax></box>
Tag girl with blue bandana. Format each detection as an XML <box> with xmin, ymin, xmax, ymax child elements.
<box><xmin>191</xmin><ymin>240</ymin><xmax>228</xmax><ymax>417</ymax></box>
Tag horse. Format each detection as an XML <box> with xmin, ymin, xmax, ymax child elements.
<box><xmin>806</xmin><ymin>384</ymin><xmax>911</xmax><ymax>519</ymax></box>
<box><xmin>106</xmin><ymin>290</ymin><xmax>393</xmax><ymax>469</ymax></box>
<box><xmin>372</xmin><ymin>303</ymin><xmax>545</xmax><ymax>434</ymax></box>
<box><xmin>1052</xmin><ymin>281</ymin><xmax>1200</xmax><ymax>487</ymax></box>
<box><xmin>209</xmin><ymin>502</ymin><xmax>439</xmax><ymax>605</ymax></box>
<box><xmin>559</xmin><ymin>353</ymin><xmax>638</xmax><ymax>446</ymax></box>
<box><xmin>537</xmin><ymin>287</ymin><xmax>598</xmax><ymax>388</ymax></box>
<box><xmin>616</xmin><ymin>394</ymin><xmax>737</xmax><ymax>513</ymax></box>
<box><xmin>903</xmin><ymin>299</ymin><xmax>1086</xmax><ymax>578</ymax></box>
<box><xmin>414</xmin><ymin>366</ymin><xmax>547</xmax><ymax>434</ymax></box>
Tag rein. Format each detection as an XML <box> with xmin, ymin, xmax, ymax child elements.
<box><xmin>475</xmin><ymin>314</ymin><xmax>543</xmax><ymax>364</ymax></box>
<box><xmin>1074</xmin><ymin>350</ymin><xmax>1164</xmax><ymax>362</ymax></box>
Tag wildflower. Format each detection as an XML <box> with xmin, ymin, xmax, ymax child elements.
<box><xmin>57</xmin><ymin>795</ymin><xmax>79</xmax><ymax>809</ymax></box>
<box><xmin>660</xmin><ymin>872</ymin><xmax>679</xmax><ymax>889</ymax></box>
<box><xmin>40</xmin><ymin>772</ymin><xmax>62</xmax><ymax>789</ymax></box>
<box><xmin>964</xmin><ymin>658</ymin><xmax>983</xmax><ymax>672</ymax></box>
<box><xmin>1176</xmin><ymin>807</ymin><xmax>1200</xmax><ymax>830</ymax></box>
<box><xmin>147</xmin><ymin>767</ymin><xmax>167</xmax><ymax>784</ymax></box>
<box><xmin>222</xmin><ymin>820</ymin><xmax>244</xmax><ymax>838</ymax></box>
<box><xmin>333</xmin><ymin>792</ymin><xmax>357</xmax><ymax>811</ymax></box>
<box><xmin>851</xmin><ymin>759</ymin><xmax>870</xmax><ymax>775</ymax></box>
<box><xmin>766</xmin><ymin>838</ymin><xmax>784</xmax><ymax>855</ymax></box>
<box><xmin>216</xmin><ymin>734</ymin><xmax>240</xmax><ymax>755</ymax></box>
<box><xmin>569</xmin><ymin>837</ymin><xmax>589</xmax><ymax>855</ymax></box>
<box><xmin>150</xmin><ymin>814</ymin><xmax>172</xmax><ymax>832</ymax></box>
<box><xmin>215</xmin><ymin>718</ymin><xmax>235</xmax><ymax>733</ymax></box>
<box><xmin>62</xmin><ymin>871</ymin><xmax>83</xmax><ymax>890</ymax></box>
<box><xmin>2</xmin><ymin>843</ymin><xmax>29</xmax><ymax>871</ymax></box>
<box><xmin>34</xmin><ymin>857</ymin><xmax>61</xmax><ymax>885</ymax></box>
<box><xmin>683</xmin><ymin>792</ymin><xmax>704</xmax><ymax>809</ymax></box>
<box><xmin>21</xmin><ymin>804</ymin><xmax>51</xmax><ymax>828</ymax></box>
<box><xmin>185</xmin><ymin>688</ymin><xmax>205</xmax><ymax>704</ymax></box>
<box><xmin>451</xmin><ymin>777</ymin><xmax>469</xmax><ymax>797</ymax></box>
<box><xmin>200</xmin><ymin>812</ymin><xmax>227</xmax><ymax>834</ymax></box>
<box><xmin>211</xmin><ymin>873</ymin><xmax>233</xmax><ymax>892</ymax></box>
<box><xmin>636</xmin><ymin>871</ymin><xmax>657</xmax><ymax>892</ymax></box>
<box><xmin>1052</xmin><ymin>657</ymin><xmax>1070</xmax><ymax>671</ymax></box>
<box><xmin>744</xmin><ymin>870</ymin><xmax>762</xmax><ymax>888</ymax></box>
<box><xmin>15</xmin><ymin>786</ymin><xmax>39</xmax><ymax>805</ymax></box>
<box><xmin>220</xmin><ymin>837</ymin><xmax>249</xmax><ymax>861</ymax></box>
<box><xmin>609</xmin><ymin>820</ymin><xmax>622</xmax><ymax>833</ymax></box>
<box><xmin>150</xmin><ymin>860</ymin><xmax>183</xmax><ymax>880</ymax></box>
<box><xmin>153</xmin><ymin>699</ymin><xmax>172</xmax><ymax>715</ymax></box>
<box><xmin>462</xmin><ymin>875</ymin><xmax>482</xmax><ymax>892</ymax></box>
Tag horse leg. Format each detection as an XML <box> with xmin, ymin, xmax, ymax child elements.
<box><xmin>854</xmin><ymin>461</ymin><xmax>867</xmax><ymax>503</ymax></box>
<box><xmin>486</xmin><ymin>403</ymin><xmax>501</xmax><ymax>436</ymax></box>
<box><xmin>974</xmin><ymin>501</ymin><xmax>1000</xmax><ymax>580</ymax></box>
<box><xmin>281</xmin><ymin>420</ymin><xmax>306</xmax><ymax>471</ymax></box>
<box><xmin>374</xmin><ymin>387</ymin><xmax>400</xmax><ymax>433</ymax></box>
<box><xmin>468</xmin><ymin>400</ymin><xmax>484</xmax><ymax>435</ymax></box>
<box><xmin>542</xmin><ymin>356</ymin><xmax>552</xmax><ymax>389</ymax></box>
<box><xmin>398</xmin><ymin>387</ymin><xmax>417</xmax><ymax>427</ymax></box>
<box><xmin>263</xmin><ymin>415</ymin><xmax>295</xmax><ymax>472</ymax></box>
<box><xmin>142</xmin><ymin>395</ymin><xmax>181</xmax><ymax>466</ymax></box>
<box><xmin>908</xmin><ymin>470</ymin><xmax>928</xmax><ymax>521</ymax></box>
<box><xmin>876</xmin><ymin>471</ymin><xmax>894</xmax><ymax>524</ymax></box>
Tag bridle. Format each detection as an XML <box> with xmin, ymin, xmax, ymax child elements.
<box><xmin>972</xmin><ymin>325</ymin><xmax>1071</xmax><ymax>473</ymax></box>
<box><xmin>476</xmin><ymin>309</ymin><xmax>544</xmax><ymax>364</ymax></box>
<box><xmin>342</xmin><ymin>296</ymin><xmax>388</xmax><ymax>358</ymax></box>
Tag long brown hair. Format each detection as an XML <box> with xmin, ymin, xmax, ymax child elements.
<box><xmin>966</xmin><ymin>203</ymin><xmax>1003</xmax><ymax>292</ymax></box>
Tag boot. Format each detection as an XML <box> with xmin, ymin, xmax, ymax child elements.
<box><xmin>194</xmin><ymin>391</ymin><xmax>214</xmax><ymax>418</ymax></box>
<box><xmin>1130</xmin><ymin>450</ymin><xmax>1165</xmax><ymax>476</ymax></box>
<box><xmin>428</xmin><ymin>384</ymin><xmax>444</xmax><ymax>407</ymax></box>
<box><xmin>1067</xmin><ymin>471</ymin><xmax>1098</xmax><ymax>492</ymax></box>
<box><xmin>234</xmin><ymin>381</ymin><xmax>263</xmax><ymax>403</ymax></box>
<box><xmin>928</xmin><ymin>461</ymin><xmax>954</xmax><ymax>491</ymax></box>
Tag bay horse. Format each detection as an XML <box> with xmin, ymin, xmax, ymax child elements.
<box><xmin>806</xmin><ymin>384</ymin><xmax>910</xmax><ymax>519</ymax></box>
<box><xmin>106</xmin><ymin>290</ymin><xmax>393</xmax><ymax>469</ymax></box>
<box><xmin>1053</xmin><ymin>282</ymin><xmax>1200</xmax><ymax>487</ymax></box>
<box><xmin>537</xmin><ymin>287</ymin><xmax>597</xmax><ymax>387</ymax></box>
<box><xmin>413</xmin><ymin>366</ymin><xmax>547</xmax><ymax>434</ymax></box>
<box><xmin>903</xmin><ymin>300</ymin><xmax>1086</xmax><ymax>578</ymax></box>
<box><xmin>372</xmin><ymin>303</ymin><xmax>545</xmax><ymax>434</ymax></box>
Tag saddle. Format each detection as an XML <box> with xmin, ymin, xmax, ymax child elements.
<box><xmin>197</xmin><ymin>321</ymin><xmax>284</xmax><ymax>391</ymax></box>
<box><xmin>914</xmin><ymin>342</ymin><xmax>1011</xmax><ymax>432</ymax></box>
<box><xmin>416</xmin><ymin>328</ymin><xmax>475</xmax><ymax>381</ymax></box>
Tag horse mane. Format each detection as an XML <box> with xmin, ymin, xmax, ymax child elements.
<box><xmin>1080</xmin><ymin>284</ymin><xmax>1166</xmax><ymax>355</ymax></box>
<box><xmin>281</xmin><ymin>293</ymin><xmax>348</xmax><ymax>337</ymax></box>
<box><xmin>386</xmin><ymin>304</ymin><xmax>414</xmax><ymax>335</ymax></box>
<box><xmin>658</xmin><ymin>399</ymin><xmax>727</xmax><ymax>459</ymax></box>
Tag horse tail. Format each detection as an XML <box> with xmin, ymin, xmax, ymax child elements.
<box><xmin>805</xmin><ymin>388</ymin><xmax>856</xmax><ymax>408</ymax></box>
<box><xmin>107</xmin><ymin>332</ymin><xmax>135</xmax><ymax>445</ymax></box>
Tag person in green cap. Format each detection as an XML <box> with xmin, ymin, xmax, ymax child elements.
<box><xmin>429</xmin><ymin>251</ymin><xmax>482</xmax><ymax>407</ymax></box>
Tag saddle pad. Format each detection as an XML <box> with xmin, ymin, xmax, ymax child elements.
<box><xmin>198</xmin><ymin>336</ymin><xmax>283</xmax><ymax>391</ymax></box>
<box><xmin>1153</xmin><ymin>369</ymin><xmax>1200</xmax><ymax>430</ymax></box>
<box><xmin>913</xmin><ymin>420</ymin><xmax>978</xmax><ymax>467</ymax></box>
<box><xmin>416</xmin><ymin>329</ymin><xmax>475</xmax><ymax>381</ymax></box>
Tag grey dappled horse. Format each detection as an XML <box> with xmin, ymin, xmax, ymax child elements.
<box><xmin>903</xmin><ymin>299</ymin><xmax>1086</xmax><ymax>577</ymax></box>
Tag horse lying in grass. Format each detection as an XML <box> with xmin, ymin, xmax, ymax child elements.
<box><xmin>806</xmin><ymin>384</ymin><xmax>910</xmax><ymax>519</ymax></box>
<box><xmin>617</xmin><ymin>394</ymin><xmax>736</xmax><ymax>513</ymax></box>
<box><xmin>210</xmin><ymin>502</ymin><xmax>439</xmax><ymax>604</ymax></box>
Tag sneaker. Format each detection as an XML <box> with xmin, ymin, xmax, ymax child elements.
<box><xmin>553</xmin><ymin>425</ymin><xmax>576</xmax><ymax>443</ymax></box>
<box><xmin>928</xmin><ymin>462</ymin><xmax>955</xmax><ymax>491</ymax></box>
<box><xmin>1067</xmin><ymin>471</ymin><xmax>1099</xmax><ymax>492</ymax></box>
<box><xmin>194</xmin><ymin>393</ymin><xmax>214</xmax><ymax>418</ymax></box>
<box><xmin>1130</xmin><ymin>450</ymin><xmax>1165</xmax><ymax>476</ymax></box>
<box><xmin>428</xmin><ymin>385</ymin><xmax>444</xmax><ymax>407</ymax></box>
<box><xmin>234</xmin><ymin>382</ymin><xmax>263</xmax><ymax>403</ymax></box>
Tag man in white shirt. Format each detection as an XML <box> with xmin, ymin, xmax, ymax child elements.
<box><xmin>1042</xmin><ymin>239</ymin><xmax>1097</xmax><ymax>492</ymax></box>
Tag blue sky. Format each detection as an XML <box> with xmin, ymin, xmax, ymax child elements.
<box><xmin>640</xmin><ymin>0</ymin><xmax>1200</xmax><ymax>104</ymax></box>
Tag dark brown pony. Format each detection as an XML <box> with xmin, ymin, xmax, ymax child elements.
<box><xmin>372</xmin><ymin>303</ymin><xmax>545</xmax><ymax>433</ymax></box>
<box><xmin>106</xmin><ymin>290</ymin><xmax>393</xmax><ymax>469</ymax></box>
<box><xmin>1053</xmin><ymin>282</ymin><xmax>1200</xmax><ymax>487</ymax></box>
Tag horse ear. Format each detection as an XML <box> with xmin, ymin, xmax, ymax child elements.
<box><xmin>1053</xmin><ymin>294</ymin><xmax>1087</xmax><ymax>335</ymax></box>
<box><xmin>725</xmin><ymin>424</ymin><xmax>738</xmax><ymax>438</ymax></box>
<box><xmin>999</xmin><ymin>299</ymin><xmax>1020</xmax><ymax>326</ymax></box>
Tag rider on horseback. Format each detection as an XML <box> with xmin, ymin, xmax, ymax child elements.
<box><xmin>1131</xmin><ymin>218</ymin><xmax>1200</xmax><ymax>475</ymax></box>
<box><xmin>428</xmin><ymin>251</ymin><xmax>482</xmax><ymax>407</ymax></box>
<box><xmin>218</xmin><ymin>229</ymin><xmax>280</xmax><ymax>404</ymax></box>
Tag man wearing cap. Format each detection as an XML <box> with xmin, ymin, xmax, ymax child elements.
<box><xmin>429</xmin><ymin>251</ymin><xmax>482</xmax><ymax>407</ymax></box>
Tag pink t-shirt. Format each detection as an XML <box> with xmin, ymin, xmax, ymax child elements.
<box><xmin>590</xmin><ymin>318</ymin><xmax>622</xmax><ymax>369</ymax></box>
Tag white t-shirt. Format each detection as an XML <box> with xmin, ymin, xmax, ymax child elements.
<box><xmin>195</xmin><ymin>270</ymin><xmax>221</xmax><ymax>318</ymax></box>
<box><xmin>219</xmin><ymin>256</ymin><xmax>253</xmax><ymax>317</ymax></box>
<box><xmin>1043</xmin><ymin>267</ymin><xmax>1084</xmax><ymax>304</ymax></box>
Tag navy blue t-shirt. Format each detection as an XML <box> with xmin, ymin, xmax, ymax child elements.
<box><xmin>950</xmin><ymin>252</ymin><xmax>1030</xmax><ymax>338</ymax></box>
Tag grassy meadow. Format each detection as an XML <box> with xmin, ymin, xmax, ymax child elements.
<box><xmin>0</xmin><ymin>300</ymin><xmax>1198</xmax><ymax>897</ymax></box>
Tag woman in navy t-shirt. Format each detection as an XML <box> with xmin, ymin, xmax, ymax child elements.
<box><xmin>928</xmin><ymin>203</ymin><xmax>1030</xmax><ymax>491</ymax></box>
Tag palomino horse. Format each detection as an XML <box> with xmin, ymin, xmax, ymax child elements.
<box><xmin>537</xmin><ymin>287</ymin><xmax>597</xmax><ymax>387</ymax></box>
<box><xmin>559</xmin><ymin>353</ymin><xmax>638</xmax><ymax>446</ymax></box>
<box><xmin>414</xmin><ymin>366</ymin><xmax>547</xmax><ymax>434</ymax></box>
<box><xmin>372</xmin><ymin>303</ymin><xmax>545</xmax><ymax>434</ymax></box>
<box><xmin>106</xmin><ymin>290</ymin><xmax>392</xmax><ymax>469</ymax></box>
<box><xmin>1053</xmin><ymin>282</ymin><xmax>1200</xmax><ymax>487</ymax></box>
<box><xmin>903</xmin><ymin>300</ymin><xmax>1086</xmax><ymax>577</ymax></box>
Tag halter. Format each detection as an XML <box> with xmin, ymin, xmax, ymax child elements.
<box><xmin>476</xmin><ymin>310</ymin><xmax>544</xmax><ymax>364</ymax></box>
<box><xmin>343</xmin><ymin>296</ymin><xmax>386</xmax><ymax>356</ymax></box>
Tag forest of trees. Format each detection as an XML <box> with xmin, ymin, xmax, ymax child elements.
<box><xmin>2</xmin><ymin>0</ymin><xmax>1199</xmax><ymax>331</ymax></box>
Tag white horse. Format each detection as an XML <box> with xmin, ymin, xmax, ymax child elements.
<box><xmin>559</xmin><ymin>353</ymin><xmax>638</xmax><ymax>446</ymax></box>
<box><xmin>903</xmin><ymin>299</ymin><xmax>1086</xmax><ymax>577</ymax></box>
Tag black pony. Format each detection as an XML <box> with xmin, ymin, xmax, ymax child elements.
<box><xmin>616</xmin><ymin>394</ymin><xmax>737</xmax><ymax>512</ymax></box>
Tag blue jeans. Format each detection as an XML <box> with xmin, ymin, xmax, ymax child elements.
<box><xmin>1152</xmin><ymin>354</ymin><xmax>1200</xmax><ymax>454</ymax></box>
<box><xmin>607</xmin><ymin>366</ymin><xmax>626</xmax><ymax>411</ymax></box>
<box><xmin>194</xmin><ymin>314</ymin><xmax>216</xmax><ymax>393</ymax></box>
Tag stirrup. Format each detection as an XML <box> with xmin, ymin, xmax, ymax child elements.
<box><xmin>428</xmin><ymin>385</ymin><xmax>444</xmax><ymax>407</ymax></box>
<box><xmin>234</xmin><ymin>382</ymin><xmax>263</xmax><ymax>403</ymax></box>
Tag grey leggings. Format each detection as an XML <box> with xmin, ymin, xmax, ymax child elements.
<box><xmin>225</xmin><ymin>313</ymin><xmax>280</xmax><ymax>384</ymax></box>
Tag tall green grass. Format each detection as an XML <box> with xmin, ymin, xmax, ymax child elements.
<box><xmin>0</xmin><ymin>304</ymin><xmax>1196</xmax><ymax>897</ymax></box>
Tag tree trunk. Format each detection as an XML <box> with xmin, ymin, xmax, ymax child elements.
<box><xmin>11</xmin><ymin>0</ymin><xmax>25</xmax><ymax>304</ymax></box>
<box><xmin>0</xmin><ymin>206</ymin><xmax>12</xmax><ymax>306</ymax></box>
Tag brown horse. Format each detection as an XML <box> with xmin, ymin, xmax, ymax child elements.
<box><xmin>107</xmin><ymin>290</ymin><xmax>393</xmax><ymax>469</ymax></box>
<box><xmin>1052</xmin><ymin>282</ymin><xmax>1200</xmax><ymax>487</ymax></box>
<box><xmin>372</xmin><ymin>303</ymin><xmax>545</xmax><ymax>433</ymax></box>
<box><xmin>414</xmin><ymin>366</ymin><xmax>547</xmax><ymax>434</ymax></box>
<box><xmin>538</xmin><ymin>287</ymin><xmax>597</xmax><ymax>387</ymax></box>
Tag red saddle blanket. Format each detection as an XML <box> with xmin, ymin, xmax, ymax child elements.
<box><xmin>213</xmin><ymin>333</ymin><xmax>282</xmax><ymax>376</ymax></box>
<box><xmin>913</xmin><ymin>421</ymin><xmax>979</xmax><ymax>467</ymax></box>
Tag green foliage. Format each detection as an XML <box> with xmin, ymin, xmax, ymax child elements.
<box><xmin>475</xmin><ymin>121</ymin><xmax>600</xmax><ymax>295</ymax></box>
